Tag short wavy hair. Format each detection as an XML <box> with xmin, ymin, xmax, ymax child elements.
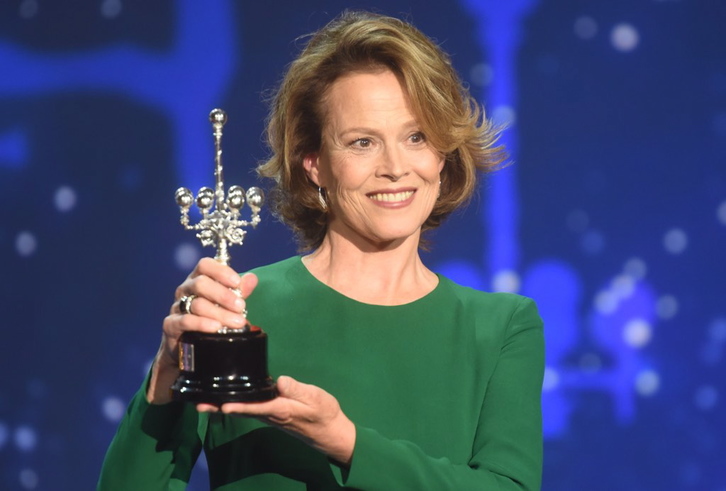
<box><xmin>257</xmin><ymin>10</ymin><xmax>505</xmax><ymax>250</ymax></box>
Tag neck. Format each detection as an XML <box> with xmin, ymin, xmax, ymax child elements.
<box><xmin>303</xmin><ymin>229</ymin><xmax>438</xmax><ymax>306</ymax></box>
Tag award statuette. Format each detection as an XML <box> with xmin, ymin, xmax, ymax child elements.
<box><xmin>170</xmin><ymin>109</ymin><xmax>277</xmax><ymax>404</ymax></box>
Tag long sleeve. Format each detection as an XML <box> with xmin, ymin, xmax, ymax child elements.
<box><xmin>336</xmin><ymin>297</ymin><xmax>544</xmax><ymax>490</ymax></box>
<box><xmin>97</xmin><ymin>377</ymin><xmax>206</xmax><ymax>490</ymax></box>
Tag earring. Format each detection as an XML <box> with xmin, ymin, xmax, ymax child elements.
<box><xmin>318</xmin><ymin>187</ymin><xmax>327</xmax><ymax>211</ymax></box>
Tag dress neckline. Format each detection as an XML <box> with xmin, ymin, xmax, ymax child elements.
<box><xmin>294</xmin><ymin>256</ymin><xmax>444</xmax><ymax>308</ymax></box>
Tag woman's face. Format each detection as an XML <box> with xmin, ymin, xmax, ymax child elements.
<box><xmin>304</xmin><ymin>69</ymin><xmax>444</xmax><ymax>248</ymax></box>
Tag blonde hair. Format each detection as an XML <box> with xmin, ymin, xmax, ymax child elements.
<box><xmin>257</xmin><ymin>10</ymin><xmax>505</xmax><ymax>250</ymax></box>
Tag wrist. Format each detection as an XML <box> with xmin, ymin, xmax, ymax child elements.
<box><xmin>326</xmin><ymin>414</ymin><xmax>356</xmax><ymax>466</ymax></box>
<box><xmin>146</xmin><ymin>353</ymin><xmax>180</xmax><ymax>404</ymax></box>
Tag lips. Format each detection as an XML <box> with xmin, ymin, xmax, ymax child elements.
<box><xmin>367</xmin><ymin>190</ymin><xmax>415</xmax><ymax>203</ymax></box>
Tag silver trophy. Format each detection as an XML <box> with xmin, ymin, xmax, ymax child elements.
<box><xmin>170</xmin><ymin>109</ymin><xmax>277</xmax><ymax>403</ymax></box>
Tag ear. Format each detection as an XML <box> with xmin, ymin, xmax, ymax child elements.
<box><xmin>437</xmin><ymin>155</ymin><xmax>445</xmax><ymax>173</ymax></box>
<box><xmin>303</xmin><ymin>153</ymin><xmax>322</xmax><ymax>187</ymax></box>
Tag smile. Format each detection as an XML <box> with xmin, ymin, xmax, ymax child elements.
<box><xmin>367</xmin><ymin>190</ymin><xmax>415</xmax><ymax>203</ymax></box>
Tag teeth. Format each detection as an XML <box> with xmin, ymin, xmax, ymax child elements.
<box><xmin>368</xmin><ymin>191</ymin><xmax>414</xmax><ymax>202</ymax></box>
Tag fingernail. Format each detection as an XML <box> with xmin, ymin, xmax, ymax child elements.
<box><xmin>231</xmin><ymin>316</ymin><xmax>246</xmax><ymax>326</ymax></box>
<box><xmin>229</xmin><ymin>274</ymin><xmax>241</xmax><ymax>286</ymax></box>
<box><xmin>234</xmin><ymin>298</ymin><xmax>244</xmax><ymax>311</ymax></box>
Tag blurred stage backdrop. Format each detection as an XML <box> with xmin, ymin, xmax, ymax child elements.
<box><xmin>1</xmin><ymin>0</ymin><xmax>725</xmax><ymax>489</ymax></box>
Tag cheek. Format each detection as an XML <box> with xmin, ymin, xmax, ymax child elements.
<box><xmin>421</xmin><ymin>155</ymin><xmax>444</xmax><ymax>182</ymax></box>
<box><xmin>329</xmin><ymin>161</ymin><xmax>370</xmax><ymax>191</ymax></box>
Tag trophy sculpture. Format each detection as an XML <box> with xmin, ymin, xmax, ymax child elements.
<box><xmin>170</xmin><ymin>108</ymin><xmax>277</xmax><ymax>404</ymax></box>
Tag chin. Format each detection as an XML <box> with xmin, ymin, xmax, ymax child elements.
<box><xmin>365</xmin><ymin>226</ymin><xmax>422</xmax><ymax>245</ymax></box>
<box><xmin>332</xmin><ymin>215</ymin><xmax>425</xmax><ymax>247</ymax></box>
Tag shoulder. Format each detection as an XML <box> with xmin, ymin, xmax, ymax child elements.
<box><xmin>439</xmin><ymin>276</ymin><xmax>540</xmax><ymax>323</ymax></box>
<box><xmin>437</xmin><ymin>276</ymin><xmax>544</xmax><ymax>346</ymax></box>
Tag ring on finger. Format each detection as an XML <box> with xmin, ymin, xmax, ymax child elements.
<box><xmin>179</xmin><ymin>295</ymin><xmax>197</xmax><ymax>315</ymax></box>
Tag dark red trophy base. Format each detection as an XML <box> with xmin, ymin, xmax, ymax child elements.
<box><xmin>170</xmin><ymin>327</ymin><xmax>277</xmax><ymax>404</ymax></box>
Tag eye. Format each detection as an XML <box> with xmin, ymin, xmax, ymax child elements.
<box><xmin>409</xmin><ymin>132</ymin><xmax>426</xmax><ymax>144</ymax></box>
<box><xmin>351</xmin><ymin>138</ymin><xmax>372</xmax><ymax>148</ymax></box>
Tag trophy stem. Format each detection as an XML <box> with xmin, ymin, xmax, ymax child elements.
<box><xmin>212</xmin><ymin>110</ymin><xmax>226</xmax><ymax>212</ymax></box>
<box><xmin>215</xmin><ymin>238</ymin><xmax>230</xmax><ymax>266</ymax></box>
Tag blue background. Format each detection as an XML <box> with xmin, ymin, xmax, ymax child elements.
<box><xmin>1</xmin><ymin>0</ymin><xmax>725</xmax><ymax>489</ymax></box>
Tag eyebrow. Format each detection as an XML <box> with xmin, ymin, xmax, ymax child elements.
<box><xmin>336</xmin><ymin>120</ymin><xmax>420</xmax><ymax>138</ymax></box>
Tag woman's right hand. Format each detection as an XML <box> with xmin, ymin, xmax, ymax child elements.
<box><xmin>146</xmin><ymin>257</ymin><xmax>258</xmax><ymax>404</ymax></box>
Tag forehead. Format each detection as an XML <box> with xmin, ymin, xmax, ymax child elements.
<box><xmin>321</xmin><ymin>69</ymin><xmax>415</xmax><ymax>125</ymax></box>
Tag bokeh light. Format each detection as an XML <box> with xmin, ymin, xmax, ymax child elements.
<box><xmin>19</xmin><ymin>469</ymin><xmax>39</xmax><ymax>490</ymax></box>
<box><xmin>470</xmin><ymin>63</ymin><xmax>493</xmax><ymax>87</ymax></box>
<box><xmin>595</xmin><ymin>289</ymin><xmax>618</xmax><ymax>315</ymax></box>
<box><xmin>102</xmin><ymin>396</ymin><xmax>126</xmax><ymax>423</ymax></box>
<box><xmin>623</xmin><ymin>318</ymin><xmax>652</xmax><ymax>348</ymax></box>
<box><xmin>581</xmin><ymin>229</ymin><xmax>605</xmax><ymax>254</ymax></box>
<box><xmin>18</xmin><ymin>0</ymin><xmax>38</xmax><ymax>19</ymax></box>
<box><xmin>174</xmin><ymin>242</ymin><xmax>201</xmax><ymax>271</ymax></box>
<box><xmin>635</xmin><ymin>370</ymin><xmax>660</xmax><ymax>396</ymax></box>
<box><xmin>709</xmin><ymin>318</ymin><xmax>726</xmax><ymax>342</ymax></box>
<box><xmin>574</xmin><ymin>16</ymin><xmax>598</xmax><ymax>39</ymax></box>
<box><xmin>100</xmin><ymin>0</ymin><xmax>122</xmax><ymax>18</ymax></box>
<box><xmin>492</xmin><ymin>269</ymin><xmax>520</xmax><ymax>293</ymax></box>
<box><xmin>54</xmin><ymin>185</ymin><xmax>77</xmax><ymax>212</ymax></box>
<box><xmin>542</xmin><ymin>367</ymin><xmax>560</xmax><ymax>392</ymax></box>
<box><xmin>663</xmin><ymin>228</ymin><xmax>688</xmax><ymax>254</ymax></box>
<box><xmin>717</xmin><ymin>200</ymin><xmax>726</xmax><ymax>225</ymax></box>
<box><xmin>14</xmin><ymin>425</ymin><xmax>37</xmax><ymax>452</ymax></box>
<box><xmin>611</xmin><ymin>23</ymin><xmax>640</xmax><ymax>52</ymax></box>
<box><xmin>694</xmin><ymin>385</ymin><xmax>718</xmax><ymax>411</ymax></box>
<box><xmin>15</xmin><ymin>231</ymin><xmax>37</xmax><ymax>257</ymax></box>
<box><xmin>623</xmin><ymin>257</ymin><xmax>647</xmax><ymax>280</ymax></box>
<box><xmin>656</xmin><ymin>295</ymin><xmax>679</xmax><ymax>320</ymax></box>
<box><xmin>491</xmin><ymin>105</ymin><xmax>517</xmax><ymax>126</ymax></box>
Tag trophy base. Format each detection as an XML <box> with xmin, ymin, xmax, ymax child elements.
<box><xmin>171</xmin><ymin>328</ymin><xmax>277</xmax><ymax>404</ymax></box>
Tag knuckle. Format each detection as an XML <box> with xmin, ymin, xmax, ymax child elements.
<box><xmin>278</xmin><ymin>409</ymin><xmax>293</xmax><ymax>424</ymax></box>
<box><xmin>162</xmin><ymin>315</ymin><xmax>175</xmax><ymax>334</ymax></box>
<box><xmin>224</xmin><ymin>290</ymin><xmax>243</xmax><ymax>309</ymax></box>
<box><xmin>195</xmin><ymin>275</ymin><xmax>215</xmax><ymax>295</ymax></box>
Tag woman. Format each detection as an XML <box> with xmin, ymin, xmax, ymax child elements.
<box><xmin>99</xmin><ymin>10</ymin><xmax>544</xmax><ymax>490</ymax></box>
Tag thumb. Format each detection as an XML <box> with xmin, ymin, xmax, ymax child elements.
<box><xmin>276</xmin><ymin>375</ymin><xmax>304</xmax><ymax>400</ymax></box>
<box><xmin>238</xmin><ymin>272</ymin><xmax>259</xmax><ymax>299</ymax></box>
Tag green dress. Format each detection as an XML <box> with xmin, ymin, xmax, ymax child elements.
<box><xmin>98</xmin><ymin>257</ymin><xmax>544</xmax><ymax>490</ymax></box>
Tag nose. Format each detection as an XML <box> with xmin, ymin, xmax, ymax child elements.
<box><xmin>377</xmin><ymin>145</ymin><xmax>409</xmax><ymax>182</ymax></box>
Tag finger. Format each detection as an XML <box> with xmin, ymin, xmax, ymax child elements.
<box><xmin>218</xmin><ymin>377</ymin><xmax>311</xmax><ymax>414</ymax></box>
<box><xmin>184</xmin><ymin>275</ymin><xmax>246</xmax><ymax>314</ymax></box>
<box><xmin>219</xmin><ymin>398</ymin><xmax>292</xmax><ymax>422</ymax></box>
<box><xmin>193</xmin><ymin>257</ymin><xmax>242</xmax><ymax>289</ymax></box>
<box><xmin>197</xmin><ymin>403</ymin><xmax>221</xmax><ymax>413</ymax></box>
<box><xmin>275</xmin><ymin>376</ymin><xmax>313</xmax><ymax>404</ymax></box>
<box><xmin>158</xmin><ymin>314</ymin><xmax>223</xmax><ymax>368</ymax></box>
<box><xmin>163</xmin><ymin>312</ymin><xmax>224</xmax><ymax>340</ymax></box>
<box><xmin>182</xmin><ymin>296</ymin><xmax>247</xmax><ymax>329</ymax></box>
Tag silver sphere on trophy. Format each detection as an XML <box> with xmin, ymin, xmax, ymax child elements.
<box><xmin>170</xmin><ymin>108</ymin><xmax>277</xmax><ymax>404</ymax></box>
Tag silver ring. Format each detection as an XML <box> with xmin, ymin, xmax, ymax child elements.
<box><xmin>179</xmin><ymin>295</ymin><xmax>196</xmax><ymax>315</ymax></box>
